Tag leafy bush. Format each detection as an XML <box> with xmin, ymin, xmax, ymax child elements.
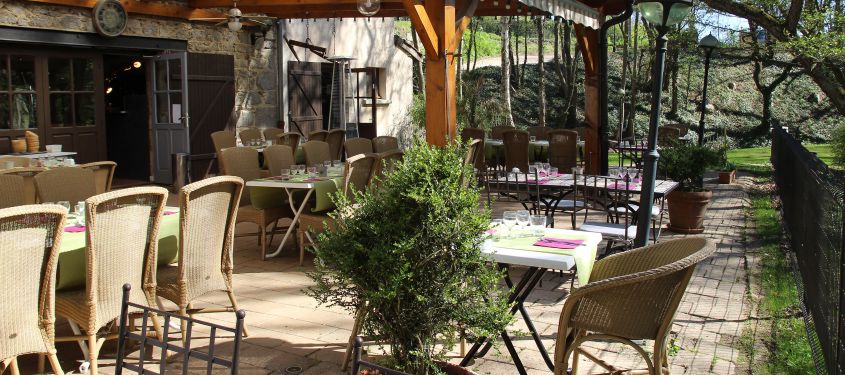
<box><xmin>658</xmin><ymin>144</ymin><xmax>721</xmax><ymax>191</ymax></box>
<box><xmin>306</xmin><ymin>140</ymin><xmax>512</xmax><ymax>374</ymax></box>
<box><xmin>832</xmin><ymin>123</ymin><xmax>845</xmax><ymax>167</ymax></box>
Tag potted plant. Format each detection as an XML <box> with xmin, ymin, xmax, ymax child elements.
<box><xmin>307</xmin><ymin>140</ymin><xmax>512</xmax><ymax>375</ymax></box>
<box><xmin>715</xmin><ymin>147</ymin><xmax>736</xmax><ymax>184</ymax></box>
<box><xmin>659</xmin><ymin>144</ymin><xmax>720</xmax><ymax>234</ymax></box>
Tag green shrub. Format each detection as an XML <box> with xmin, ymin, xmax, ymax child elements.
<box><xmin>306</xmin><ymin>140</ymin><xmax>512</xmax><ymax>374</ymax></box>
<box><xmin>658</xmin><ymin>144</ymin><xmax>721</xmax><ymax>191</ymax></box>
<box><xmin>832</xmin><ymin>124</ymin><xmax>845</xmax><ymax>167</ymax></box>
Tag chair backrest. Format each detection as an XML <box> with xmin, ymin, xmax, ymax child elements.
<box><xmin>0</xmin><ymin>205</ymin><xmax>65</xmax><ymax>360</ymax></box>
<box><xmin>80</xmin><ymin>161</ymin><xmax>117</xmax><ymax>194</ymax></box>
<box><xmin>372</xmin><ymin>136</ymin><xmax>399</xmax><ymax>153</ymax></box>
<box><xmin>277</xmin><ymin>132</ymin><xmax>302</xmax><ymax>154</ymax></box>
<box><xmin>326</xmin><ymin>129</ymin><xmax>346</xmax><ymax>160</ymax></box>
<box><xmin>484</xmin><ymin>168</ymin><xmax>541</xmax><ymax>209</ymax></box>
<box><xmin>548</xmin><ymin>129</ymin><xmax>578</xmax><ymax>171</ymax></box>
<box><xmin>527</xmin><ymin>126</ymin><xmax>550</xmax><ymax>141</ymax></box>
<box><xmin>463</xmin><ymin>139</ymin><xmax>483</xmax><ymax>167</ymax></box>
<box><xmin>345</xmin><ymin>137</ymin><xmax>374</xmax><ymax>158</ymax></box>
<box><xmin>302</xmin><ymin>140</ymin><xmax>331</xmax><ymax>167</ymax></box>
<box><xmin>502</xmin><ymin>129</ymin><xmax>530</xmax><ymax>172</ymax></box>
<box><xmin>84</xmin><ymin>187</ymin><xmax>167</xmax><ymax>332</ymax></box>
<box><xmin>344</xmin><ymin>154</ymin><xmax>378</xmax><ymax>200</ymax></box>
<box><xmin>263</xmin><ymin>145</ymin><xmax>295</xmax><ymax>175</ymax></box>
<box><xmin>0</xmin><ymin>156</ymin><xmax>32</xmax><ymax>168</ymax></box>
<box><xmin>0</xmin><ymin>175</ymin><xmax>26</xmax><ymax>209</ymax></box>
<box><xmin>0</xmin><ymin>167</ymin><xmax>44</xmax><ymax>204</ymax></box>
<box><xmin>238</xmin><ymin>128</ymin><xmax>263</xmax><ymax>145</ymax></box>
<box><xmin>490</xmin><ymin>125</ymin><xmax>514</xmax><ymax>140</ymax></box>
<box><xmin>460</xmin><ymin>127</ymin><xmax>485</xmax><ymax>142</ymax></box>
<box><xmin>666</xmin><ymin>123</ymin><xmax>689</xmax><ymax>136</ymax></box>
<box><xmin>658</xmin><ymin>126</ymin><xmax>681</xmax><ymax>147</ymax></box>
<box><xmin>376</xmin><ymin>149</ymin><xmax>404</xmax><ymax>175</ymax></box>
<box><xmin>309</xmin><ymin>130</ymin><xmax>328</xmax><ymax>142</ymax></box>
<box><xmin>34</xmin><ymin>167</ymin><xmax>97</xmax><ymax>204</ymax></box>
<box><xmin>177</xmin><ymin>176</ymin><xmax>243</xmax><ymax>302</ymax></box>
<box><xmin>263</xmin><ymin>128</ymin><xmax>285</xmax><ymax>143</ymax></box>
<box><xmin>211</xmin><ymin>131</ymin><xmax>236</xmax><ymax>153</ymax></box>
<box><xmin>219</xmin><ymin>147</ymin><xmax>261</xmax><ymax>181</ymax></box>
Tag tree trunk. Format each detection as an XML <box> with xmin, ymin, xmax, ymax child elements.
<box><xmin>411</xmin><ymin>31</ymin><xmax>425</xmax><ymax>95</ymax></box>
<box><xmin>553</xmin><ymin>18</ymin><xmax>566</xmax><ymax>91</ymax></box>
<box><xmin>456</xmin><ymin>37</ymin><xmax>463</xmax><ymax>98</ymax></box>
<box><xmin>627</xmin><ymin>14</ymin><xmax>641</xmax><ymax>136</ymax></box>
<box><xmin>501</xmin><ymin>16</ymin><xmax>516</xmax><ymax>127</ymax></box>
<box><xmin>513</xmin><ymin>22</ymin><xmax>520</xmax><ymax>89</ymax></box>
<box><xmin>536</xmin><ymin>17</ymin><xmax>546</xmax><ymax>127</ymax></box>
<box><xmin>668</xmin><ymin>40</ymin><xmax>680</xmax><ymax>118</ymax></box>
<box><xmin>619</xmin><ymin>20</ymin><xmax>630</xmax><ymax>134</ymax></box>
<box><xmin>522</xmin><ymin>23</ymin><xmax>528</xmax><ymax>84</ymax></box>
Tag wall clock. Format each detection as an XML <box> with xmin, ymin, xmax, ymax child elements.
<box><xmin>92</xmin><ymin>0</ymin><xmax>128</xmax><ymax>37</ymax></box>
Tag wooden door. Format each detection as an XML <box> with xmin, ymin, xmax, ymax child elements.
<box><xmin>148</xmin><ymin>52</ymin><xmax>189</xmax><ymax>184</ymax></box>
<box><xmin>288</xmin><ymin>61</ymin><xmax>323</xmax><ymax>136</ymax></box>
<box><xmin>186</xmin><ymin>52</ymin><xmax>234</xmax><ymax>180</ymax></box>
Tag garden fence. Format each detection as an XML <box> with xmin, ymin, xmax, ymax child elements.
<box><xmin>771</xmin><ymin>126</ymin><xmax>845</xmax><ymax>375</ymax></box>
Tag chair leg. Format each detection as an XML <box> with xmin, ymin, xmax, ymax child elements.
<box><xmin>37</xmin><ymin>354</ymin><xmax>45</xmax><ymax>373</ymax></box>
<box><xmin>226</xmin><ymin>290</ymin><xmax>250</xmax><ymax>337</ymax></box>
<box><xmin>47</xmin><ymin>352</ymin><xmax>64</xmax><ymax>375</ymax></box>
<box><xmin>67</xmin><ymin>319</ymin><xmax>90</xmax><ymax>359</ymax></box>
<box><xmin>87</xmin><ymin>334</ymin><xmax>99</xmax><ymax>375</ymax></box>
<box><xmin>178</xmin><ymin>305</ymin><xmax>189</xmax><ymax>344</ymax></box>
<box><xmin>298</xmin><ymin>228</ymin><xmax>305</xmax><ymax>266</ymax></box>
<box><xmin>259</xmin><ymin>222</ymin><xmax>267</xmax><ymax>260</ymax></box>
<box><xmin>9</xmin><ymin>357</ymin><xmax>20</xmax><ymax>375</ymax></box>
<box><xmin>267</xmin><ymin>220</ymin><xmax>279</xmax><ymax>248</ymax></box>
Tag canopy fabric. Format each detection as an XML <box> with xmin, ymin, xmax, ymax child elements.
<box><xmin>522</xmin><ymin>0</ymin><xmax>603</xmax><ymax>29</ymax></box>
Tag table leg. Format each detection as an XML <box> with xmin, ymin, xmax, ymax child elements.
<box><xmin>264</xmin><ymin>188</ymin><xmax>314</xmax><ymax>259</ymax></box>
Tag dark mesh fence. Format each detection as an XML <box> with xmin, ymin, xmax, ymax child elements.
<box><xmin>772</xmin><ymin>126</ymin><xmax>845</xmax><ymax>375</ymax></box>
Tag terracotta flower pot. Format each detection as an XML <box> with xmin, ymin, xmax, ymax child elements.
<box><xmin>667</xmin><ymin>190</ymin><xmax>713</xmax><ymax>234</ymax></box>
<box><xmin>718</xmin><ymin>170</ymin><xmax>735</xmax><ymax>184</ymax></box>
<box><xmin>359</xmin><ymin>362</ymin><xmax>477</xmax><ymax>375</ymax></box>
<box><xmin>11</xmin><ymin>139</ymin><xmax>26</xmax><ymax>154</ymax></box>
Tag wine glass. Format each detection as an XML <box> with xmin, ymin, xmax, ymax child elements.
<box><xmin>490</xmin><ymin>219</ymin><xmax>504</xmax><ymax>240</ymax></box>
<box><xmin>530</xmin><ymin>215</ymin><xmax>547</xmax><ymax>237</ymax></box>
<box><xmin>74</xmin><ymin>202</ymin><xmax>86</xmax><ymax>226</ymax></box>
<box><xmin>307</xmin><ymin>166</ymin><xmax>318</xmax><ymax>178</ymax></box>
<box><xmin>280</xmin><ymin>168</ymin><xmax>291</xmax><ymax>180</ymax></box>
<box><xmin>58</xmin><ymin>201</ymin><xmax>71</xmax><ymax>212</ymax></box>
<box><xmin>516</xmin><ymin>210</ymin><xmax>530</xmax><ymax>236</ymax></box>
<box><xmin>502</xmin><ymin>211</ymin><xmax>517</xmax><ymax>239</ymax></box>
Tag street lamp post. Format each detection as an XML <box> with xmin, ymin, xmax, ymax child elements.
<box><xmin>697</xmin><ymin>34</ymin><xmax>720</xmax><ymax>146</ymax></box>
<box><xmin>633</xmin><ymin>0</ymin><xmax>692</xmax><ymax>248</ymax></box>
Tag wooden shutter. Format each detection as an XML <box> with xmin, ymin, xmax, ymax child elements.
<box><xmin>288</xmin><ymin>61</ymin><xmax>323</xmax><ymax>136</ymax></box>
<box><xmin>186</xmin><ymin>52</ymin><xmax>235</xmax><ymax>180</ymax></box>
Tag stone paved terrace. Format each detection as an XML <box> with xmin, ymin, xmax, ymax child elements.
<box><xmin>34</xmin><ymin>175</ymin><xmax>757</xmax><ymax>374</ymax></box>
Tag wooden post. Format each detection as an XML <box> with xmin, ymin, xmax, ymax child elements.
<box><xmin>404</xmin><ymin>0</ymin><xmax>474</xmax><ymax>147</ymax></box>
<box><xmin>575</xmin><ymin>24</ymin><xmax>602</xmax><ymax>175</ymax></box>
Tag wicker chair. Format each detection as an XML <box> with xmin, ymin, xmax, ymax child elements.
<box><xmin>0</xmin><ymin>175</ymin><xmax>25</xmax><ymax>209</ymax></box>
<box><xmin>548</xmin><ymin>129</ymin><xmax>579</xmax><ymax>172</ymax></box>
<box><xmin>156</xmin><ymin>176</ymin><xmax>250</xmax><ymax>341</ymax></box>
<box><xmin>238</xmin><ymin>127</ymin><xmax>263</xmax><ymax>145</ymax></box>
<box><xmin>0</xmin><ymin>156</ymin><xmax>32</xmax><ymax>168</ymax></box>
<box><xmin>297</xmin><ymin>153</ymin><xmax>378</xmax><ymax>265</ymax></box>
<box><xmin>527</xmin><ymin>126</ymin><xmax>550</xmax><ymax>141</ymax></box>
<box><xmin>345</xmin><ymin>137</ymin><xmax>374</xmax><ymax>158</ymax></box>
<box><xmin>303</xmin><ymin>140</ymin><xmax>332</xmax><ymax>167</ymax></box>
<box><xmin>0</xmin><ymin>167</ymin><xmax>44</xmax><ymax>204</ymax></box>
<box><xmin>277</xmin><ymin>132</ymin><xmax>302</xmax><ymax>154</ymax></box>
<box><xmin>490</xmin><ymin>125</ymin><xmax>514</xmax><ymax>140</ymax></box>
<box><xmin>219</xmin><ymin>147</ymin><xmax>291</xmax><ymax>259</ymax></box>
<box><xmin>553</xmin><ymin>237</ymin><xmax>714</xmax><ymax>375</ymax></box>
<box><xmin>374</xmin><ymin>149</ymin><xmax>404</xmax><ymax>178</ymax></box>
<box><xmin>211</xmin><ymin>130</ymin><xmax>236</xmax><ymax>173</ymax></box>
<box><xmin>460</xmin><ymin>128</ymin><xmax>486</xmax><ymax>171</ymax></box>
<box><xmin>55</xmin><ymin>187</ymin><xmax>168</xmax><ymax>375</ymax></box>
<box><xmin>502</xmin><ymin>129</ymin><xmax>530</xmax><ymax>172</ymax></box>
<box><xmin>658</xmin><ymin>126</ymin><xmax>681</xmax><ymax>147</ymax></box>
<box><xmin>578</xmin><ymin>175</ymin><xmax>638</xmax><ymax>253</ymax></box>
<box><xmin>263</xmin><ymin>128</ymin><xmax>285</xmax><ymax>143</ymax></box>
<box><xmin>372</xmin><ymin>136</ymin><xmax>400</xmax><ymax>153</ymax></box>
<box><xmin>0</xmin><ymin>205</ymin><xmax>66</xmax><ymax>375</ymax></box>
<box><xmin>326</xmin><ymin>128</ymin><xmax>346</xmax><ymax>160</ymax></box>
<box><xmin>309</xmin><ymin>130</ymin><xmax>329</xmax><ymax>142</ymax></box>
<box><xmin>34</xmin><ymin>167</ymin><xmax>97</xmax><ymax>204</ymax></box>
<box><xmin>80</xmin><ymin>161</ymin><xmax>117</xmax><ymax>194</ymax></box>
<box><xmin>263</xmin><ymin>145</ymin><xmax>295</xmax><ymax>175</ymax></box>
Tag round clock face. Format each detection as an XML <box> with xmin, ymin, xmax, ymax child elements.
<box><xmin>92</xmin><ymin>0</ymin><xmax>127</xmax><ymax>37</ymax></box>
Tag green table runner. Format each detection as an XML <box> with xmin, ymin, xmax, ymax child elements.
<box><xmin>490</xmin><ymin>233</ymin><xmax>597</xmax><ymax>285</ymax></box>
<box><xmin>252</xmin><ymin>175</ymin><xmax>343</xmax><ymax>213</ymax></box>
<box><xmin>55</xmin><ymin>208</ymin><xmax>181</xmax><ymax>291</ymax></box>
<box><xmin>484</xmin><ymin>143</ymin><xmax>549</xmax><ymax>164</ymax></box>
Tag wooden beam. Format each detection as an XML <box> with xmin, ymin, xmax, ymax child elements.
<box><xmin>267</xmin><ymin>9</ymin><xmax>408</xmax><ymax>18</ymax></box>
<box><xmin>574</xmin><ymin>24</ymin><xmax>602</xmax><ymax>175</ymax></box>
<box><xmin>28</xmin><ymin>0</ymin><xmax>229</xmax><ymax>21</ymax></box>
<box><xmin>402</xmin><ymin>0</ymin><xmax>439</xmax><ymax>60</ymax></box>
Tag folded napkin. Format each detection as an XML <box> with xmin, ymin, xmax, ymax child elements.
<box><xmin>64</xmin><ymin>225</ymin><xmax>85</xmax><ymax>233</ymax></box>
<box><xmin>485</xmin><ymin>229</ymin><xmax>497</xmax><ymax>235</ymax></box>
<box><xmin>533</xmin><ymin>237</ymin><xmax>584</xmax><ymax>249</ymax></box>
<box><xmin>607</xmin><ymin>182</ymin><xmax>640</xmax><ymax>190</ymax></box>
<box><xmin>163</xmin><ymin>210</ymin><xmax>177</xmax><ymax>216</ymax></box>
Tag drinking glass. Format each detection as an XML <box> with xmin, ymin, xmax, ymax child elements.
<box><xmin>333</xmin><ymin>159</ymin><xmax>342</xmax><ymax>167</ymax></box>
<box><xmin>307</xmin><ymin>166</ymin><xmax>318</xmax><ymax>178</ymax></box>
<box><xmin>74</xmin><ymin>202</ymin><xmax>86</xmax><ymax>226</ymax></box>
<box><xmin>323</xmin><ymin>160</ymin><xmax>332</xmax><ymax>170</ymax></box>
<box><xmin>490</xmin><ymin>219</ymin><xmax>504</xmax><ymax>240</ymax></box>
<box><xmin>549</xmin><ymin>167</ymin><xmax>559</xmax><ymax>176</ymax></box>
<box><xmin>58</xmin><ymin>201</ymin><xmax>71</xmax><ymax>212</ymax></box>
<box><xmin>530</xmin><ymin>215</ymin><xmax>547</xmax><ymax>237</ymax></box>
<box><xmin>516</xmin><ymin>210</ymin><xmax>530</xmax><ymax>236</ymax></box>
<box><xmin>280</xmin><ymin>168</ymin><xmax>291</xmax><ymax>179</ymax></box>
<box><xmin>502</xmin><ymin>211</ymin><xmax>517</xmax><ymax>239</ymax></box>
<box><xmin>530</xmin><ymin>136</ymin><xmax>537</xmax><ymax>142</ymax></box>
<box><xmin>542</xmin><ymin>163</ymin><xmax>551</xmax><ymax>174</ymax></box>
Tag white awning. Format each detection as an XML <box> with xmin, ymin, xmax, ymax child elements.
<box><xmin>520</xmin><ymin>0</ymin><xmax>603</xmax><ymax>29</ymax></box>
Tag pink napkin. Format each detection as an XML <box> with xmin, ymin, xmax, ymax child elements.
<box><xmin>533</xmin><ymin>237</ymin><xmax>584</xmax><ymax>249</ymax></box>
<box><xmin>163</xmin><ymin>210</ymin><xmax>177</xmax><ymax>215</ymax></box>
<box><xmin>485</xmin><ymin>229</ymin><xmax>497</xmax><ymax>235</ymax></box>
<box><xmin>525</xmin><ymin>179</ymin><xmax>550</xmax><ymax>185</ymax></box>
<box><xmin>607</xmin><ymin>182</ymin><xmax>640</xmax><ymax>190</ymax></box>
<box><xmin>64</xmin><ymin>225</ymin><xmax>85</xmax><ymax>233</ymax></box>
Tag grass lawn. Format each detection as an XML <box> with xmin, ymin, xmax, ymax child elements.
<box><xmin>728</xmin><ymin>144</ymin><xmax>836</xmax><ymax>171</ymax></box>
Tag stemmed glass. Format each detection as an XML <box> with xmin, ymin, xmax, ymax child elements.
<box><xmin>74</xmin><ymin>202</ymin><xmax>85</xmax><ymax>226</ymax></box>
<box><xmin>516</xmin><ymin>210</ymin><xmax>530</xmax><ymax>237</ymax></box>
<box><xmin>502</xmin><ymin>211</ymin><xmax>517</xmax><ymax>239</ymax></box>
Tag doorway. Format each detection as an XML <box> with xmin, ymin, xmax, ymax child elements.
<box><xmin>103</xmin><ymin>54</ymin><xmax>150</xmax><ymax>184</ymax></box>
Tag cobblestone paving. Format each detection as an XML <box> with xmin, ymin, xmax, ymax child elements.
<box><xmin>39</xmin><ymin>177</ymin><xmax>756</xmax><ymax>374</ymax></box>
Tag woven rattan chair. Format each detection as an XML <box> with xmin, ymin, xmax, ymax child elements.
<box><xmin>374</xmin><ymin>149</ymin><xmax>404</xmax><ymax>179</ymax></box>
<box><xmin>80</xmin><ymin>161</ymin><xmax>117</xmax><ymax>194</ymax></box>
<box><xmin>0</xmin><ymin>156</ymin><xmax>32</xmax><ymax>168</ymax></box>
<box><xmin>0</xmin><ymin>175</ymin><xmax>25</xmax><ymax>209</ymax></box>
<box><xmin>303</xmin><ymin>140</ymin><xmax>332</xmax><ymax>167</ymax></box>
<box><xmin>220</xmin><ymin>147</ymin><xmax>291</xmax><ymax>259</ymax></box>
<box><xmin>553</xmin><ymin>237</ymin><xmax>714</xmax><ymax>375</ymax></box>
<box><xmin>238</xmin><ymin>127</ymin><xmax>263</xmax><ymax>145</ymax></box>
<box><xmin>297</xmin><ymin>153</ymin><xmax>378</xmax><ymax>265</ymax></box>
<box><xmin>263</xmin><ymin>128</ymin><xmax>285</xmax><ymax>143</ymax></box>
<box><xmin>0</xmin><ymin>167</ymin><xmax>44</xmax><ymax>204</ymax></box>
<box><xmin>460</xmin><ymin>128</ymin><xmax>486</xmax><ymax>171</ymax></box>
<box><xmin>548</xmin><ymin>129</ymin><xmax>579</xmax><ymax>172</ymax></box>
<box><xmin>372</xmin><ymin>136</ymin><xmax>399</xmax><ymax>153</ymax></box>
<box><xmin>502</xmin><ymin>129</ymin><xmax>530</xmax><ymax>172</ymax></box>
<box><xmin>658</xmin><ymin>126</ymin><xmax>681</xmax><ymax>147</ymax></box>
<box><xmin>0</xmin><ymin>205</ymin><xmax>66</xmax><ymax>375</ymax></box>
<box><xmin>490</xmin><ymin>125</ymin><xmax>514</xmax><ymax>140</ymax></box>
<box><xmin>309</xmin><ymin>130</ymin><xmax>329</xmax><ymax>142</ymax></box>
<box><xmin>55</xmin><ymin>187</ymin><xmax>167</xmax><ymax>375</ymax></box>
<box><xmin>665</xmin><ymin>123</ymin><xmax>689</xmax><ymax>137</ymax></box>
<box><xmin>156</xmin><ymin>176</ymin><xmax>250</xmax><ymax>341</ymax></box>
<box><xmin>263</xmin><ymin>145</ymin><xmax>295</xmax><ymax>175</ymax></box>
<box><xmin>34</xmin><ymin>167</ymin><xmax>97</xmax><ymax>204</ymax></box>
<box><xmin>326</xmin><ymin>129</ymin><xmax>346</xmax><ymax>160</ymax></box>
<box><xmin>578</xmin><ymin>175</ymin><xmax>638</xmax><ymax>253</ymax></box>
<box><xmin>345</xmin><ymin>137</ymin><xmax>373</xmax><ymax>158</ymax></box>
<box><xmin>211</xmin><ymin>130</ymin><xmax>237</xmax><ymax>174</ymax></box>
<box><xmin>277</xmin><ymin>132</ymin><xmax>302</xmax><ymax>154</ymax></box>
<box><xmin>527</xmin><ymin>126</ymin><xmax>550</xmax><ymax>141</ymax></box>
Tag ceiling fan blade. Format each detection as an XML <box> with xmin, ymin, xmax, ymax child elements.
<box><xmin>215</xmin><ymin>20</ymin><xmax>228</xmax><ymax>26</ymax></box>
<box><xmin>244</xmin><ymin>15</ymin><xmax>276</xmax><ymax>20</ymax></box>
<box><xmin>190</xmin><ymin>17</ymin><xmax>226</xmax><ymax>21</ymax></box>
<box><xmin>243</xmin><ymin>18</ymin><xmax>270</xmax><ymax>26</ymax></box>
